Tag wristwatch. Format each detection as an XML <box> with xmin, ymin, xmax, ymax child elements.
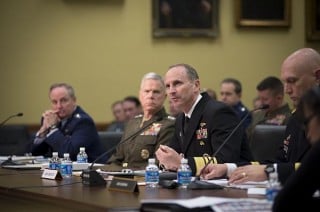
<box><xmin>50</xmin><ymin>124</ymin><xmax>57</xmax><ymax>130</ymax></box>
<box><xmin>264</xmin><ymin>164</ymin><xmax>275</xmax><ymax>179</ymax></box>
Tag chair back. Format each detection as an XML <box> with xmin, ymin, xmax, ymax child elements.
<box><xmin>250</xmin><ymin>125</ymin><xmax>286</xmax><ymax>162</ymax></box>
<box><xmin>98</xmin><ymin>131</ymin><xmax>123</xmax><ymax>159</ymax></box>
<box><xmin>0</xmin><ymin>125</ymin><xmax>31</xmax><ymax>156</ymax></box>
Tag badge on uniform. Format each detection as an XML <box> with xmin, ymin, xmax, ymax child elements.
<box><xmin>141</xmin><ymin>123</ymin><xmax>162</xmax><ymax>136</ymax></box>
<box><xmin>266</xmin><ymin>114</ymin><xmax>286</xmax><ymax>125</ymax></box>
<box><xmin>196</xmin><ymin>122</ymin><xmax>208</xmax><ymax>140</ymax></box>
<box><xmin>283</xmin><ymin>134</ymin><xmax>291</xmax><ymax>154</ymax></box>
<box><xmin>141</xmin><ymin>149</ymin><xmax>150</xmax><ymax>159</ymax></box>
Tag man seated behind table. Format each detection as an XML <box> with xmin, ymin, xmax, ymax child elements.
<box><xmin>106</xmin><ymin>100</ymin><xmax>127</xmax><ymax>132</ymax></box>
<box><xmin>122</xmin><ymin>95</ymin><xmax>142</xmax><ymax>121</ymax></box>
<box><xmin>247</xmin><ymin>76</ymin><xmax>291</xmax><ymax>138</ymax></box>
<box><xmin>155</xmin><ymin>64</ymin><xmax>253</xmax><ymax>176</ymax></box>
<box><xmin>219</xmin><ymin>78</ymin><xmax>252</xmax><ymax>131</ymax></box>
<box><xmin>105</xmin><ymin>72</ymin><xmax>175</xmax><ymax>171</ymax></box>
<box><xmin>31</xmin><ymin>83</ymin><xmax>107</xmax><ymax>163</ymax></box>
<box><xmin>201</xmin><ymin>48</ymin><xmax>320</xmax><ymax>185</ymax></box>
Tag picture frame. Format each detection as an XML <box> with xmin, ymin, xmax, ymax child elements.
<box><xmin>152</xmin><ymin>0</ymin><xmax>219</xmax><ymax>38</ymax></box>
<box><xmin>235</xmin><ymin>0</ymin><xmax>291</xmax><ymax>27</ymax></box>
<box><xmin>305</xmin><ymin>0</ymin><xmax>320</xmax><ymax>41</ymax></box>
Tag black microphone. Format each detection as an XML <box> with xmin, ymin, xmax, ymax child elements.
<box><xmin>197</xmin><ymin>104</ymin><xmax>270</xmax><ymax>179</ymax></box>
<box><xmin>0</xmin><ymin>113</ymin><xmax>23</xmax><ymax>128</ymax></box>
<box><xmin>82</xmin><ymin>116</ymin><xmax>163</xmax><ymax>186</ymax></box>
<box><xmin>0</xmin><ymin>113</ymin><xmax>24</xmax><ymax>166</ymax></box>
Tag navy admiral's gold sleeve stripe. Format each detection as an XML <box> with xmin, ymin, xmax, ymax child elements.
<box><xmin>194</xmin><ymin>156</ymin><xmax>217</xmax><ymax>176</ymax></box>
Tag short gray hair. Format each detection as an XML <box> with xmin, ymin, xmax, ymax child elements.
<box><xmin>168</xmin><ymin>63</ymin><xmax>199</xmax><ymax>81</ymax></box>
<box><xmin>140</xmin><ymin>72</ymin><xmax>165</xmax><ymax>89</ymax></box>
<box><xmin>49</xmin><ymin>83</ymin><xmax>76</xmax><ymax>99</ymax></box>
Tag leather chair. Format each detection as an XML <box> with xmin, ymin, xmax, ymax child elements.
<box><xmin>249</xmin><ymin>125</ymin><xmax>286</xmax><ymax>162</ymax></box>
<box><xmin>98</xmin><ymin>131</ymin><xmax>123</xmax><ymax>159</ymax></box>
<box><xmin>0</xmin><ymin>125</ymin><xmax>32</xmax><ymax>156</ymax></box>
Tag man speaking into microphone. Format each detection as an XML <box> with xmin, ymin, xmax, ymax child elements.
<box><xmin>104</xmin><ymin>72</ymin><xmax>175</xmax><ymax>171</ymax></box>
<box><xmin>155</xmin><ymin>64</ymin><xmax>253</xmax><ymax>176</ymax></box>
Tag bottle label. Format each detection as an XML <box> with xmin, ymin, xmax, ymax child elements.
<box><xmin>266</xmin><ymin>188</ymin><xmax>280</xmax><ymax>201</ymax></box>
<box><xmin>77</xmin><ymin>153</ymin><xmax>88</xmax><ymax>163</ymax></box>
<box><xmin>60</xmin><ymin>163</ymin><xmax>72</xmax><ymax>177</ymax></box>
<box><xmin>145</xmin><ymin>170</ymin><xmax>159</xmax><ymax>183</ymax></box>
<box><xmin>177</xmin><ymin>171</ymin><xmax>192</xmax><ymax>185</ymax></box>
<box><xmin>49</xmin><ymin>162</ymin><xmax>60</xmax><ymax>170</ymax></box>
<box><xmin>77</xmin><ymin>156</ymin><xmax>86</xmax><ymax>163</ymax></box>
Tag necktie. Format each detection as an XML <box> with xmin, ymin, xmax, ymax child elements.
<box><xmin>183</xmin><ymin>116</ymin><xmax>190</xmax><ymax>135</ymax></box>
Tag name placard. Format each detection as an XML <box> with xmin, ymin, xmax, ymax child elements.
<box><xmin>108</xmin><ymin>177</ymin><xmax>139</xmax><ymax>193</ymax></box>
<box><xmin>41</xmin><ymin>169</ymin><xmax>63</xmax><ymax>180</ymax></box>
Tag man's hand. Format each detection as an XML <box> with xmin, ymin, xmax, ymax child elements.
<box><xmin>155</xmin><ymin>145</ymin><xmax>181</xmax><ymax>171</ymax></box>
<box><xmin>228</xmin><ymin>164</ymin><xmax>267</xmax><ymax>184</ymax></box>
<box><xmin>38</xmin><ymin>110</ymin><xmax>60</xmax><ymax>136</ymax></box>
<box><xmin>200</xmin><ymin>164</ymin><xmax>228</xmax><ymax>180</ymax></box>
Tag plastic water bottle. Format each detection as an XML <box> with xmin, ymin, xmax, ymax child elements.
<box><xmin>77</xmin><ymin>147</ymin><xmax>88</xmax><ymax>163</ymax></box>
<box><xmin>145</xmin><ymin>158</ymin><xmax>159</xmax><ymax>188</ymax></box>
<box><xmin>177</xmin><ymin>158</ymin><xmax>192</xmax><ymax>188</ymax></box>
<box><xmin>60</xmin><ymin>153</ymin><xmax>73</xmax><ymax>178</ymax></box>
<box><xmin>49</xmin><ymin>152</ymin><xmax>61</xmax><ymax>170</ymax></box>
<box><xmin>266</xmin><ymin>172</ymin><xmax>281</xmax><ymax>201</ymax></box>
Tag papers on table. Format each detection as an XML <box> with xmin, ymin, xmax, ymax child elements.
<box><xmin>207</xmin><ymin>179</ymin><xmax>268</xmax><ymax>189</ymax></box>
<box><xmin>0</xmin><ymin>155</ymin><xmax>45</xmax><ymax>163</ymax></box>
<box><xmin>202</xmin><ymin>179</ymin><xmax>268</xmax><ymax>195</ymax></box>
<box><xmin>0</xmin><ymin>156</ymin><xmax>104</xmax><ymax>171</ymax></box>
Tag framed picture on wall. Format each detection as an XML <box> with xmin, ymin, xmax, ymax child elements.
<box><xmin>152</xmin><ymin>0</ymin><xmax>219</xmax><ymax>38</ymax></box>
<box><xmin>306</xmin><ymin>0</ymin><xmax>320</xmax><ymax>41</ymax></box>
<box><xmin>235</xmin><ymin>0</ymin><xmax>291</xmax><ymax>27</ymax></box>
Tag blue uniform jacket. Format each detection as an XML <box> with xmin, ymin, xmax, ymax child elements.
<box><xmin>31</xmin><ymin>106</ymin><xmax>107</xmax><ymax>163</ymax></box>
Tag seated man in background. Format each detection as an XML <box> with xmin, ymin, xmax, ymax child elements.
<box><xmin>122</xmin><ymin>95</ymin><xmax>142</xmax><ymax>121</ymax></box>
<box><xmin>205</xmin><ymin>88</ymin><xmax>217</xmax><ymax>100</ymax></box>
<box><xmin>201</xmin><ymin>48</ymin><xmax>320</xmax><ymax>185</ymax></box>
<box><xmin>247</xmin><ymin>76</ymin><xmax>292</xmax><ymax>138</ymax></box>
<box><xmin>219</xmin><ymin>78</ymin><xmax>252</xmax><ymax>130</ymax></box>
<box><xmin>156</xmin><ymin>64</ymin><xmax>253</xmax><ymax>176</ymax></box>
<box><xmin>31</xmin><ymin>83</ymin><xmax>106</xmax><ymax>163</ymax></box>
<box><xmin>106</xmin><ymin>100</ymin><xmax>126</xmax><ymax>132</ymax></box>
<box><xmin>105</xmin><ymin>72</ymin><xmax>175</xmax><ymax>171</ymax></box>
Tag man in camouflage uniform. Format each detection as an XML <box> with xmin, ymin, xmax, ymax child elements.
<box><xmin>105</xmin><ymin>72</ymin><xmax>175</xmax><ymax>171</ymax></box>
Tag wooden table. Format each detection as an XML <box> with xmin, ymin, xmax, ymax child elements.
<box><xmin>0</xmin><ymin>168</ymin><xmax>264</xmax><ymax>211</ymax></box>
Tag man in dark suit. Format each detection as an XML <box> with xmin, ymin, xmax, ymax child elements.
<box><xmin>155</xmin><ymin>63</ymin><xmax>253</xmax><ymax>176</ymax></box>
<box><xmin>31</xmin><ymin>83</ymin><xmax>106</xmax><ymax>163</ymax></box>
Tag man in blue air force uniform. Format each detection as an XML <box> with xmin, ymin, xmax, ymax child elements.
<box><xmin>31</xmin><ymin>83</ymin><xmax>106</xmax><ymax>163</ymax></box>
